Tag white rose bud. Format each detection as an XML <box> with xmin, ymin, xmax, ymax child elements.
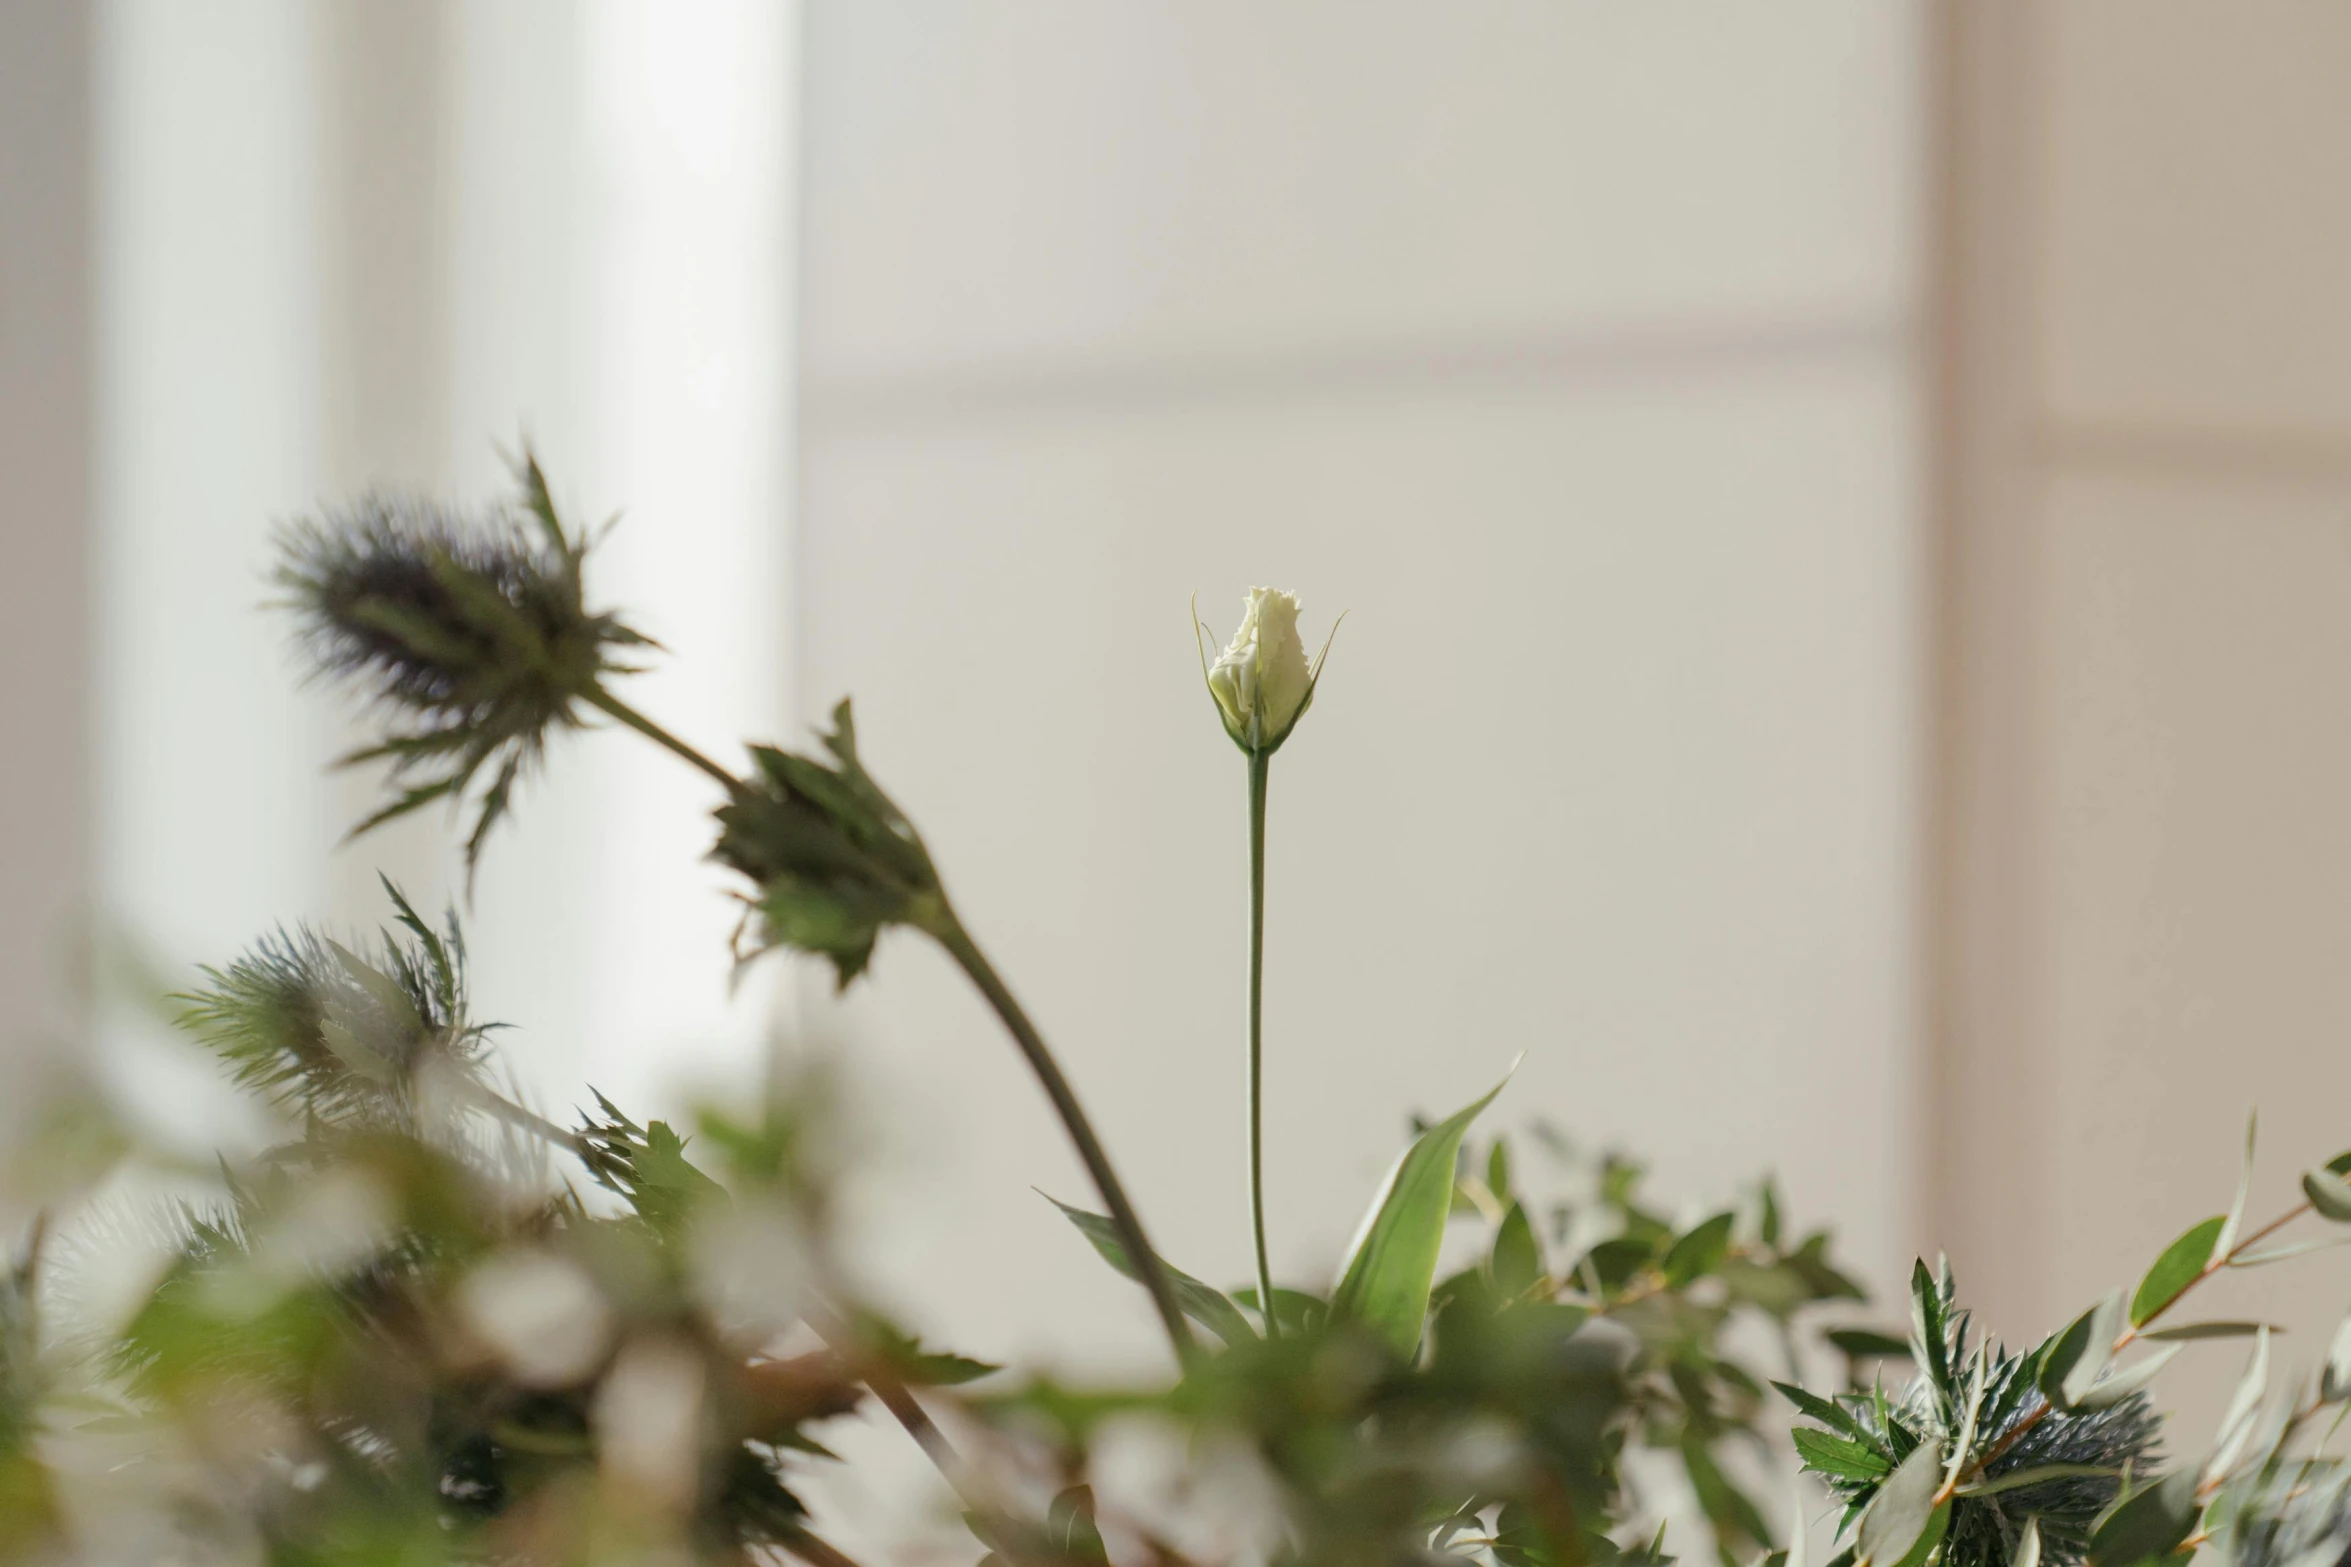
<box><xmin>1201</xmin><ymin>587</ymin><xmax>1332</xmax><ymax>753</ymax></box>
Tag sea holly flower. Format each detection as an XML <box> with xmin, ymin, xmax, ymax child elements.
<box><xmin>1198</xmin><ymin>587</ymin><xmax>1337</xmax><ymax>755</ymax></box>
<box><xmin>275</xmin><ymin>453</ymin><xmax>656</xmax><ymax>874</ymax></box>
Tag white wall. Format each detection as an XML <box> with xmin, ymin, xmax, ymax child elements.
<box><xmin>84</xmin><ymin>0</ymin><xmax>798</xmax><ymax>1141</ymax></box>
<box><xmin>793</xmin><ymin>0</ymin><xmax>1928</xmax><ymax>1386</ymax></box>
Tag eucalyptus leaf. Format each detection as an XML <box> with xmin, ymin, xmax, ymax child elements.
<box><xmin>2304</xmin><ymin>1169</ymin><xmax>2351</xmax><ymax>1223</ymax></box>
<box><xmin>2042</xmin><ymin>1291</ymin><xmax>2126</xmax><ymax>1411</ymax></box>
<box><xmin>2130</xmin><ymin>1216</ymin><xmax>2223</xmax><ymax>1326</ymax></box>
<box><xmin>1331</xmin><ymin>1062</ymin><xmax>1515</xmax><ymax>1357</ymax></box>
<box><xmin>2086</xmin><ymin>1469</ymin><xmax>2198</xmax><ymax>1567</ymax></box>
<box><xmin>2074</xmin><ymin>1344</ymin><xmax>2182</xmax><ymax>1410</ymax></box>
<box><xmin>2216</xmin><ymin>1111</ymin><xmax>2256</xmax><ymax>1257</ymax></box>
<box><xmin>1856</xmin><ymin>1440</ymin><xmax>1943</xmax><ymax>1567</ymax></box>
<box><xmin>2139</xmin><ymin>1321</ymin><xmax>2280</xmax><ymax>1342</ymax></box>
<box><xmin>1955</xmin><ymin>1465</ymin><xmax>2124</xmax><ymax>1499</ymax></box>
<box><xmin>1044</xmin><ymin>1195</ymin><xmax>1257</xmax><ymax>1347</ymax></box>
<box><xmin>2228</xmin><ymin>1236</ymin><xmax>2351</xmax><ymax>1267</ymax></box>
<box><xmin>2209</xmin><ymin>1328</ymin><xmax>2271</xmax><ymax>1469</ymax></box>
<box><xmin>2324</xmin><ymin>1311</ymin><xmax>2351</xmax><ymax>1402</ymax></box>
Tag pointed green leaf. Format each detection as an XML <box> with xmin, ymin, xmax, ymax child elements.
<box><xmin>1664</xmin><ymin>1212</ymin><xmax>1737</xmax><ymax>1287</ymax></box>
<box><xmin>1909</xmin><ymin>1261</ymin><xmax>1950</xmax><ymax>1391</ymax></box>
<box><xmin>1331</xmin><ymin>1062</ymin><xmax>1515</xmax><ymax>1356</ymax></box>
<box><xmin>1792</xmin><ymin>1428</ymin><xmax>1893</xmax><ymax>1486</ymax></box>
<box><xmin>1044</xmin><ymin>1196</ymin><xmax>1256</xmax><ymax>1348</ymax></box>
<box><xmin>2015</xmin><ymin>1518</ymin><xmax>2042</xmax><ymax>1567</ymax></box>
<box><xmin>1491</xmin><ymin>1201</ymin><xmax>1543</xmax><ymax>1297</ymax></box>
<box><xmin>1046</xmin><ymin>1484</ymin><xmax>1109</xmax><ymax>1562</ymax></box>
<box><xmin>1826</xmin><ymin>1328</ymin><xmax>1911</xmax><ymax>1362</ymax></box>
<box><xmin>1774</xmin><ymin>1380</ymin><xmax>1869</xmax><ymax>1441</ymax></box>
<box><xmin>2131</xmin><ymin>1216</ymin><xmax>2223</xmax><ymax>1326</ymax></box>
<box><xmin>1857</xmin><ymin>1442</ymin><xmax>1944</xmax><ymax>1567</ymax></box>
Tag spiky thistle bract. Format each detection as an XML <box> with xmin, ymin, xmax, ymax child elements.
<box><xmin>711</xmin><ymin>698</ymin><xmax>943</xmax><ymax>987</ymax></box>
<box><xmin>176</xmin><ymin>878</ymin><xmax>497</xmax><ymax>1132</ymax></box>
<box><xmin>275</xmin><ymin>453</ymin><xmax>654</xmax><ymax>874</ymax></box>
<box><xmin>1785</xmin><ymin>1264</ymin><xmax>2161</xmax><ymax>1567</ymax></box>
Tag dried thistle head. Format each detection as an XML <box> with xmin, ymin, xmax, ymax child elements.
<box><xmin>710</xmin><ymin>700</ymin><xmax>942</xmax><ymax>988</ymax></box>
<box><xmin>176</xmin><ymin>880</ymin><xmax>496</xmax><ymax>1132</ymax></box>
<box><xmin>275</xmin><ymin>454</ymin><xmax>652</xmax><ymax>873</ymax></box>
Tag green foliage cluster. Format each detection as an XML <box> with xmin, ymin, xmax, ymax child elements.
<box><xmin>9</xmin><ymin>455</ymin><xmax>2351</xmax><ymax>1567</ymax></box>
<box><xmin>1785</xmin><ymin>1125</ymin><xmax>2351</xmax><ymax>1567</ymax></box>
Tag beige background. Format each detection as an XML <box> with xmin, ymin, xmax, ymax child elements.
<box><xmin>7</xmin><ymin>0</ymin><xmax>2351</xmax><ymax>1553</ymax></box>
<box><xmin>1933</xmin><ymin>0</ymin><xmax>2351</xmax><ymax>1437</ymax></box>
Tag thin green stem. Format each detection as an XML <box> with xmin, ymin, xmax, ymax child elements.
<box><xmin>928</xmin><ymin>912</ymin><xmax>1199</xmax><ymax>1364</ymax></box>
<box><xmin>583</xmin><ymin>687</ymin><xmax>740</xmax><ymax>791</ymax></box>
<box><xmin>460</xmin><ymin>1078</ymin><xmax>587</xmax><ymax>1155</ymax></box>
<box><xmin>1246</xmin><ymin>749</ymin><xmax>1276</xmax><ymax>1339</ymax></box>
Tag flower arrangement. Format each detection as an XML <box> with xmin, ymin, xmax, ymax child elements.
<box><xmin>3</xmin><ymin>457</ymin><xmax>2349</xmax><ymax>1567</ymax></box>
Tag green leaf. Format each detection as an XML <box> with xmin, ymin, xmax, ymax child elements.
<box><xmin>1857</xmin><ymin>1442</ymin><xmax>1944</xmax><ymax>1567</ymax></box>
<box><xmin>1891</xmin><ymin>1503</ymin><xmax>1950</xmax><ymax>1567</ymax></box>
<box><xmin>1955</xmin><ymin>1465</ymin><xmax>2124</xmax><ymax>1499</ymax></box>
<box><xmin>2304</xmin><ymin>1169</ymin><xmax>2351</xmax><ymax>1222</ymax></box>
<box><xmin>1491</xmin><ymin>1201</ymin><xmax>1543</xmax><ymax>1297</ymax></box>
<box><xmin>1046</xmin><ymin>1484</ymin><xmax>1109</xmax><ymax>1562</ymax></box>
<box><xmin>2040</xmin><ymin>1290</ymin><xmax>2125</xmax><ymax>1410</ymax></box>
<box><xmin>2014</xmin><ymin>1518</ymin><xmax>2042</xmax><ymax>1567</ymax></box>
<box><xmin>2229</xmin><ymin>1235</ymin><xmax>2351</xmax><ymax>1266</ymax></box>
<box><xmin>1664</xmin><ymin>1212</ymin><xmax>1737</xmax><ymax>1287</ymax></box>
<box><xmin>1774</xmin><ymin>1380</ymin><xmax>1868</xmax><ymax>1441</ymax></box>
<box><xmin>1792</xmin><ymin>1428</ymin><xmax>1894</xmax><ymax>1486</ymax></box>
<box><xmin>1488</xmin><ymin>1139</ymin><xmax>1513</xmax><ymax>1205</ymax></box>
<box><xmin>1683</xmin><ymin>1432</ymin><xmax>1775</xmax><ymax>1552</ymax></box>
<box><xmin>2073</xmin><ymin>1344</ymin><xmax>2181</xmax><ymax>1410</ymax></box>
<box><xmin>1909</xmin><ymin>1261</ymin><xmax>1950</xmax><ymax>1392</ymax></box>
<box><xmin>2138</xmin><ymin>1321</ymin><xmax>2280</xmax><ymax>1342</ymax></box>
<box><xmin>2216</xmin><ymin>1111</ymin><xmax>2256</xmax><ymax>1257</ymax></box>
<box><xmin>2211</xmin><ymin>1328</ymin><xmax>2270</xmax><ymax>1459</ymax></box>
<box><xmin>902</xmin><ymin>1351</ymin><xmax>1000</xmax><ymax>1387</ymax></box>
<box><xmin>2324</xmin><ymin>1311</ymin><xmax>2351</xmax><ymax>1402</ymax></box>
<box><xmin>1230</xmin><ymin>1287</ymin><xmax>1326</xmax><ymax>1337</ymax></box>
<box><xmin>2086</xmin><ymin>1470</ymin><xmax>2198</xmax><ymax>1567</ymax></box>
<box><xmin>1826</xmin><ymin>1328</ymin><xmax>1911</xmax><ymax>1362</ymax></box>
<box><xmin>2130</xmin><ymin>1216</ymin><xmax>2223</xmax><ymax>1325</ymax></box>
<box><xmin>1331</xmin><ymin>1062</ymin><xmax>1516</xmax><ymax>1357</ymax></box>
<box><xmin>1044</xmin><ymin>1196</ymin><xmax>1257</xmax><ymax>1347</ymax></box>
